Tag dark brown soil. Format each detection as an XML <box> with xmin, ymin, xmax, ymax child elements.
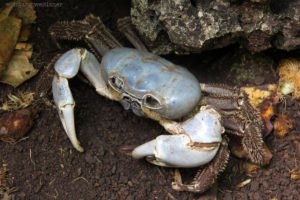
<box><xmin>1</xmin><ymin>0</ymin><xmax>300</xmax><ymax>199</ymax></box>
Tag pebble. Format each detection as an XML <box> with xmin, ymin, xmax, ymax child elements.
<box><xmin>262</xmin><ymin>180</ymin><xmax>269</xmax><ymax>188</ymax></box>
<box><xmin>128</xmin><ymin>181</ymin><xmax>133</xmax><ymax>187</ymax></box>
<box><xmin>263</xmin><ymin>169</ymin><xmax>272</xmax><ymax>176</ymax></box>
<box><xmin>98</xmin><ymin>146</ymin><xmax>105</xmax><ymax>157</ymax></box>
<box><xmin>111</xmin><ymin>165</ymin><xmax>117</xmax><ymax>174</ymax></box>
<box><xmin>253</xmin><ymin>192</ymin><xmax>261</xmax><ymax>199</ymax></box>
<box><xmin>77</xmin><ymin>168</ymin><xmax>82</xmax><ymax>176</ymax></box>
<box><xmin>119</xmin><ymin>175</ymin><xmax>128</xmax><ymax>183</ymax></box>
<box><xmin>84</xmin><ymin>152</ymin><xmax>94</xmax><ymax>164</ymax></box>
<box><xmin>15</xmin><ymin>145</ymin><xmax>24</xmax><ymax>152</ymax></box>
<box><xmin>254</xmin><ymin>75</ymin><xmax>265</xmax><ymax>85</ymax></box>
<box><xmin>250</xmin><ymin>181</ymin><xmax>259</xmax><ymax>191</ymax></box>
<box><xmin>223</xmin><ymin>193</ymin><xmax>232</xmax><ymax>200</ymax></box>
<box><xmin>34</xmin><ymin>184</ymin><xmax>43</xmax><ymax>193</ymax></box>
<box><xmin>126</xmin><ymin>195</ymin><xmax>134</xmax><ymax>200</ymax></box>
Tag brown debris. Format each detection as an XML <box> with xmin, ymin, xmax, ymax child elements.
<box><xmin>0</xmin><ymin>165</ymin><xmax>8</xmax><ymax>200</ymax></box>
<box><xmin>290</xmin><ymin>170</ymin><xmax>300</xmax><ymax>180</ymax></box>
<box><xmin>278</xmin><ymin>59</ymin><xmax>300</xmax><ymax>99</ymax></box>
<box><xmin>239</xmin><ymin>162</ymin><xmax>260</xmax><ymax>177</ymax></box>
<box><xmin>0</xmin><ymin>166</ymin><xmax>7</xmax><ymax>188</ymax></box>
<box><xmin>274</xmin><ymin>114</ymin><xmax>294</xmax><ymax>139</ymax></box>
<box><xmin>0</xmin><ymin>92</ymin><xmax>35</xmax><ymax>111</ymax></box>
<box><xmin>0</xmin><ymin>108</ymin><xmax>37</xmax><ymax>144</ymax></box>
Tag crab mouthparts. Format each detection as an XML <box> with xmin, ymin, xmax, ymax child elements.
<box><xmin>120</xmin><ymin>95</ymin><xmax>144</xmax><ymax>116</ymax></box>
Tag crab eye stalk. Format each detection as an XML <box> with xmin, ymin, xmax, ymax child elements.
<box><xmin>143</xmin><ymin>94</ymin><xmax>161</xmax><ymax>109</ymax></box>
<box><xmin>109</xmin><ymin>76</ymin><xmax>124</xmax><ymax>91</ymax></box>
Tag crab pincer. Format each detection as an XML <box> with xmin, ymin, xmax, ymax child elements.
<box><xmin>132</xmin><ymin>106</ymin><xmax>224</xmax><ymax>168</ymax></box>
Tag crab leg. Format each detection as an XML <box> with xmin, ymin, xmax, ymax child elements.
<box><xmin>117</xmin><ymin>17</ymin><xmax>148</xmax><ymax>52</ymax></box>
<box><xmin>52</xmin><ymin>48</ymin><xmax>119</xmax><ymax>152</ymax></box>
<box><xmin>49</xmin><ymin>14</ymin><xmax>122</xmax><ymax>57</ymax></box>
<box><xmin>200</xmin><ymin>83</ymin><xmax>265</xmax><ymax>165</ymax></box>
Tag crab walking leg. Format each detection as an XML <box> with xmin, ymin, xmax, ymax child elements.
<box><xmin>117</xmin><ymin>17</ymin><xmax>148</xmax><ymax>52</ymax></box>
<box><xmin>200</xmin><ymin>83</ymin><xmax>265</xmax><ymax>165</ymax></box>
<box><xmin>52</xmin><ymin>48</ymin><xmax>119</xmax><ymax>152</ymax></box>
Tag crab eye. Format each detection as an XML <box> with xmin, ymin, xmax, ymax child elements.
<box><xmin>143</xmin><ymin>94</ymin><xmax>161</xmax><ymax>109</ymax></box>
<box><xmin>109</xmin><ymin>76</ymin><xmax>123</xmax><ymax>91</ymax></box>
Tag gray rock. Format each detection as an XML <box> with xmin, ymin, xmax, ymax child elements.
<box><xmin>131</xmin><ymin>0</ymin><xmax>300</xmax><ymax>54</ymax></box>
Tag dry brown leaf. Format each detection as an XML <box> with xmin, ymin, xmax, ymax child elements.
<box><xmin>0</xmin><ymin>49</ymin><xmax>38</xmax><ymax>87</ymax></box>
<box><xmin>15</xmin><ymin>42</ymin><xmax>32</xmax><ymax>50</ymax></box>
<box><xmin>11</xmin><ymin>0</ymin><xmax>37</xmax><ymax>25</ymax></box>
<box><xmin>0</xmin><ymin>4</ymin><xmax>22</xmax><ymax>76</ymax></box>
<box><xmin>0</xmin><ymin>1</ymin><xmax>37</xmax><ymax>83</ymax></box>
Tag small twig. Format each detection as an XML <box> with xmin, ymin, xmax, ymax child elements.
<box><xmin>49</xmin><ymin>178</ymin><xmax>56</xmax><ymax>186</ymax></box>
<box><xmin>156</xmin><ymin>167</ymin><xmax>166</xmax><ymax>179</ymax></box>
<box><xmin>29</xmin><ymin>148</ymin><xmax>36</xmax><ymax>169</ymax></box>
<box><xmin>72</xmin><ymin>176</ymin><xmax>89</xmax><ymax>184</ymax></box>
<box><xmin>16</xmin><ymin>136</ymin><xmax>29</xmax><ymax>143</ymax></box>
<box><xmin>167</xmin><ymin>192</ymin><xmax>177</xmax><ymax>200</ymax></box>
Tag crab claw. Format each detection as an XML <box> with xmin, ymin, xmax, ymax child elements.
<box><xmin>133</xmin><ymin>106</ymin><xmax>223</xmax><ymax>168</ymax></box>
<box><xmin>52</xmin><ymin>75</ymin><xmax>84</xmax><ymax>152</ymax></box>
<box><xmin>52</xmin><ymin>49</ymin><xmax>85</xmax><ymax>152</ymax></box>
<box><xmin>52</xmin><ymin>48</ymin><xmax>119</xmax><ymax>152</ymax></box>
<box><xmin>132</xmin><ymin>134</ymin><xmax>220</xmax><ymax>168</ymax></box>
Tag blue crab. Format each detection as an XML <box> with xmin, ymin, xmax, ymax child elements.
<box><xmin>48</xmin><ymin>15</ymin><xmax>267</xmax><ymax>193</ymax></box>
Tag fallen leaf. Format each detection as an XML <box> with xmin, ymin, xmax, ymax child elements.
<box><xmin>12</xmin><ymin>0</ymin><xmax>37</xmax><ymax>42</ymax></box>
<box><xmin>0</xmin><ymin>4</ymin><xmax>22</xmax><ymax>75</ymax></box>
<box><xmin>11</xmin><ymin>0</ymin><xmax>37</xmax><ymax>25</ymax></box>
<box><xmin>0</xmin><ymin>1</ymin><xmax>37</xmax><ymax>85</ymax></box>
<box><xmin>0</xmin><ymin>49</ymin><xmax>38</xmax><ymax>87</ymax></box>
